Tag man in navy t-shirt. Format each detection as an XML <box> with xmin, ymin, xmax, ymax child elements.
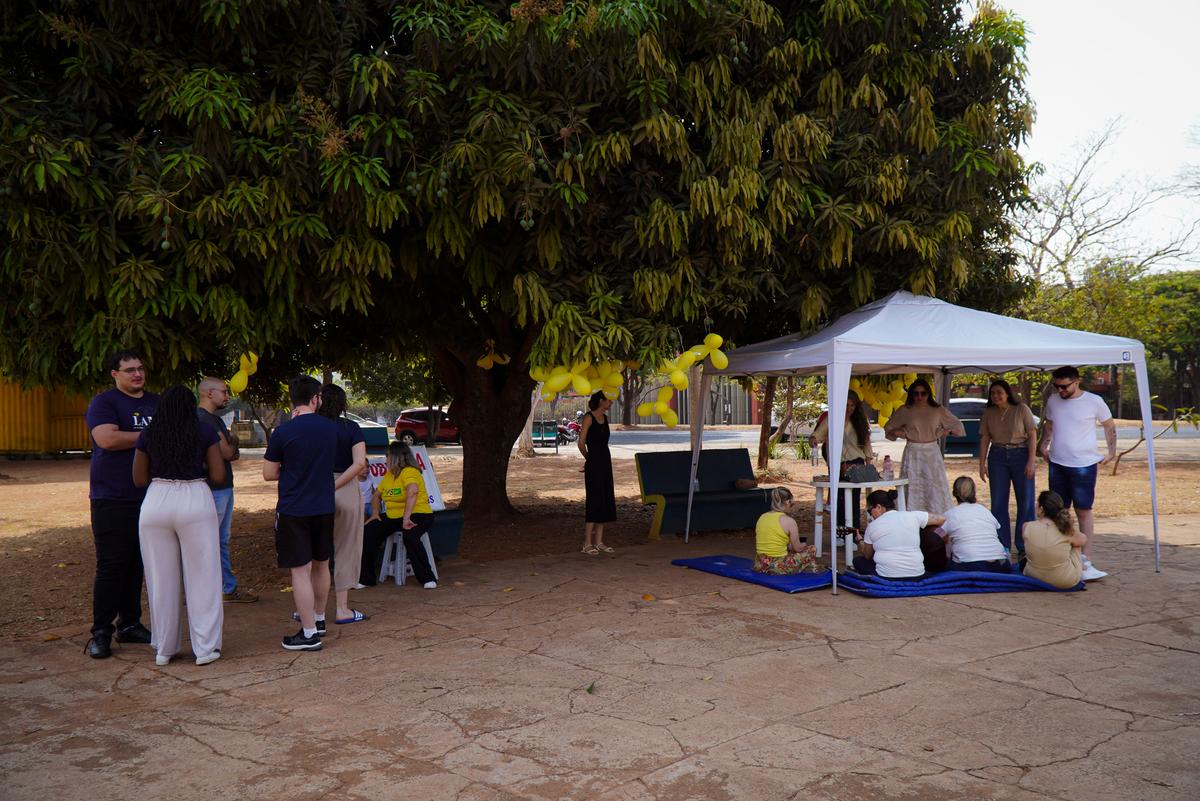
<box><xmin>84</xmin><ymin>349</ymin><xmax>160</xmax><ymax>659</ymax></box>
<box><xmin>264</xmin><ymin>376</ymin><xmax>338</xmax><ymax>651</ymax></box>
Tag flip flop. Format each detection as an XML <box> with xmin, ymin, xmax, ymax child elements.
<box><xmin>335</xmin><ymin>610</ymin><xmax>370</xmax><ymax>625</ymax></box>
<box><xmin>581</xmin><ymin>545</ymin><xmax>599</xmax><ymax>555</ymax></box>
<box><xmin>596</xmin><ymin>544</ymin><xmax>615</xmax><ymax>553</ymax></box>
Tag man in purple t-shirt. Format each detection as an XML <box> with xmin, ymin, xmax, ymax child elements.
<box><xmin>84</xmin><ymin>350</ymin><xmax>160</xmax><ymax>658</ymax></box>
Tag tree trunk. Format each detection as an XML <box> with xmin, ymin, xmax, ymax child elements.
<box><xmin>435</xmin><ymin>349</ymin><xmax>535</xmax><ymax>524</ymax></box>
<box><xmin>516</xmin><ymin>390</ymin><xmax>540</xmax><ymax>458</ymax></box>
<box><xmin>756</xmin><ymin>376</ymin><xmax>778</xmax><ymax>470</ymax></box>
<box><xmin>768</xmin><ymin>377</ymin><xmax>794</xmax><ymax>447</ymax></box>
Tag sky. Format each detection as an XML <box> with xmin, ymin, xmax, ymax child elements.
<box><xmin>987</xmin><ymin>0</ymin><xmax>1200</xmax><ymax>267</ymax></box>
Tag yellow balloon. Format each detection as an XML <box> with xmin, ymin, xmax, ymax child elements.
<box><xmin>239</xmin><ymin>354</ymin><xmax>252</xmax><ymax>374</ymax></box>
<box><xmin>530</xmin><ymin>366</ymin><xmax>549</xmax><ymax>382</ymax></box>
<box><xmin>571</xmin><ymin>374</ymin><xmax>592</xmax><ymax>395</ymax></box>
<box><xmin>540</xmin><ymin>391</ymin><xmax>557</xmax><ymax>402</ymax></box>
<box><xmin>661</xmin><ymin>408</ymin><xmax>679</xmax><ymax>428</ymax></box>
<box><xmin>604</xmin><ymin>371</ymin><xmax>624</xmax><ymax>388</ymax></box>
<box><xmin>669</xmin><ymin>369</ymin><xmax>689</xmax><ymax>390</ymax></box>
<box><xmin>570</xmin><ymin>360</ymin><xmax>588</xmax><ymax>375</ymax></box>
<box><xmin>689</xmin><ymin>344</ymin><xmax>708</xmax><ymax>360</ymax></box>
<box><xmin>610</xmin><ymin>359</ymin><xmax>625</xmax><ymax>375</ymax></box>
<box><xmin>584</xmin><ymin>365</ymin><xmax>600</xmax><ymax>381</ymax></box>
<box><xmin>544</xmin><ymin>372</ymin><xmax>572</xmax><ymax>393</ymax></box>
<box><xmin>709</xmin><ymin>348</ymin><xmax>729</xmax><ymax>370</ymax></box>
<box><xmin>659</xmin><ymin>359</ymin><xmax>677</xmax><ymax>374</ymax></box>
<box><xmin>654</xmin><ymin>400</ymin><xmax>670</xmax><ymax>415</ymax></box>
<box><xmin>675</xmin><ymin>351</ymin><xmax>697</xmax><ymax>370</ymax></box>
<box><xmin>704</xmin><ymin>333</ymin><xmax>723</xmax><ymax>349</ymax></box>
<box><xmin>636</xmin><ymin>402</ymin><xmax>653</xmax><ymax>417</ymax></box>
<box><xmin>596</xmin><ymin>361</ymin><xmax>612</xmax><ymax>378</ymax></box>
<box><xmin>656</xmin><ymin>385</ymin><xmax>674</xmax><ymax>403</ymax></box>
<box><xmin>551</xmin><ymin>364</ymin><xmax>568</xmax><ymax>375</ymax></box>
<box><xmin>229</xmin><ymin>370</ymin><xmax>248</xmax><ymax>394</ymax></box>
<box><xmin>603</xmin><ymin>389</ymin><xmax>619</xmax><ymax>400</ymax></box>
<box><xmin>903</xmin><ymin>373</ymin><xmax>917</xmax><ymax>384</ymax></box>
<box><xmin>877</xmin><ymin>413</ymin><xmax>889</xmax><ymax>428</ymax></box>
<box><xmin>849</xmin><ymin>378</ymin><xmax>863</xmax><ymax>392</ymax></box>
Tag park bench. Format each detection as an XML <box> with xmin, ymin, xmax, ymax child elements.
<box><xmin>634</xmin><ymin>448</ymin><xmax>771</xmax><ymax>539</ymax></box>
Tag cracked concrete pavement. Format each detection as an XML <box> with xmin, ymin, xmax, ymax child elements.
<box><xmin>2</xmin><ymin>514</ymin><xmax>1198</xmax><ymax>801</ymax></box>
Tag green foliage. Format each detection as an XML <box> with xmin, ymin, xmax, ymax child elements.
<box><xmin>2</xmin><ymin>0</ymin><xmax>1032</xmax><ymax>387</ymax></box>
<box><xmin>343</xmin><ymin>352</ymin><xmax>450</xmax><ymax>408</ymax></box>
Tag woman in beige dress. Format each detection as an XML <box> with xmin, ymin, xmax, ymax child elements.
<box><xmin>1022</xmin><ymin>490</ymin><xmax>1086</xmax><ymax>588</ymax></box>
<box><xmin>884</xmin><ymin>378</ymin><xmax>964</xmax><ymax>515</ymax></box>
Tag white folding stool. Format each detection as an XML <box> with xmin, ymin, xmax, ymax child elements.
<box><xmin>378</xmin><ymin>531</ymin><xmax>439</xmax><ymax>586</ymax></box>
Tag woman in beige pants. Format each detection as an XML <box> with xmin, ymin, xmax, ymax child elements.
<box><xmin>318</xmin><ymin>384</ymin><xmax>369</xmax><ymax>625</ymax></box>
<box><xmin>133</xmin><ymin>385</ymin><xmax>226</xmax><ymax>666</ymax></box>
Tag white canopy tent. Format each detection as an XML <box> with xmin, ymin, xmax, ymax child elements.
<box><xmin>686</xmin><ymin>291</ymin><xmax>1160</xmax><ymax>594</ymax></box>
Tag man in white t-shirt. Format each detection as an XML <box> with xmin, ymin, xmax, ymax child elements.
<box><xmin>853</xmin><ymin>490</ymin><xmax>946</xmax><ymax>579</ymax></box>
<box><xmin>1039</xmin><ymin>366</ymin><xmax>1117</xmax><ymax>581</ymax></box>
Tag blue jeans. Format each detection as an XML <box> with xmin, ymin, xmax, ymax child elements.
<box><xmin>211</xmin><ymin>488</ymin><xmax>236</xmax><ymax>593</ymax></box>
<box><xmin>1048</xmin><ymin>462</ymin><xmax>1098</xmax><ymax>511</ymax></box>
<box><xmin>988</xmin><ymin>446</ymin><xmax>1034</xmax><ymax>554</ymax></box>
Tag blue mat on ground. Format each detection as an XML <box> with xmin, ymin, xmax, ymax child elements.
<box><xmin>671</xmin><ymin>555</ymin><xmax>833</xmax><ymax>593</ymax></box>
<box><xmin>834</xmin><ymin>570</ymin><xmax>1085</xmax><ymax>597</ymax></box>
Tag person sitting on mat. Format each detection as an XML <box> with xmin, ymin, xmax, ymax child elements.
<box><xmin>1021</xmin><ymin>490</ymin><xmax>1086</xmax><ymax>588</ymax></box>
<box><xmin>852</xmin><ymin>489</ymin><xmax>945</xmax><ymax>580</ymax></box>
<box><xmin>753</xmin><ymin>487</ymin><xmax>819</xmax><ymax>575</ymax></box>
<box><xmin>938</xmin><ymin>477</ymin><xmax>1011</xmax><ymax>573</ymax></box>
<box><xmin>363</xmin><ymin>441</ymin><xmax>439</xmax><ymax>589</ymax></box>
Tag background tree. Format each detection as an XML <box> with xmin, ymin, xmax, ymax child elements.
<box><xmin>2</xmin><ymin>0</ymin><xmax>1034</xmax><ymax>525</ymax></box>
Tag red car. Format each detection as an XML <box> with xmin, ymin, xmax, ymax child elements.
<box><xmin>394</xmin><ymin>407</ymin><xmax>460</xmax><ymax>445</ymax></box>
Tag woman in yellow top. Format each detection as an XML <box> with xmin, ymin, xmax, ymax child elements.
<box><xmin>753</xmin><ymin>488</ymin><xmax>818</xmax><ymax>574</ymax></box>
<box><xmin>365</xmin><ymin>442</ymin><xmax>438</xmax><ymax>588</ymax></box>
<box><xmin>884</xmin><ymin>378</ymin><xmax>964</xmax><ymax>516</ymax></box>
<box><xmin>1022</xmin><ymin>490</ymin><xmax>1086</xmax><ymax>588</ymax></box>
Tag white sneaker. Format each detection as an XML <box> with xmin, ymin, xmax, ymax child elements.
<box><xmin>195</xmin><ymin>651</ymin><xmax>221</xmax><ymax>666</ymax></box>
<box><xmin>155</xmin><ymin>654</ymin><xmax>171</xmax><ymax>666</ymax></box>
<box><xmin>1080</xmin><ymin>557</ymin><xmax>1108</xmax><ymax>582</ymax></box>
<box><xmin>423</xmin><ymin>581</ymin><xmax>438</xmax><ymax>589</ymax></box>
<box><xmin>352</xmin><ymin>582</ymin><xmax>368</xmax><ymax>590</ymax></box>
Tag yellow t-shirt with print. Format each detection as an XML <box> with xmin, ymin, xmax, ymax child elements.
<box><xmin>377</xmin><ymin>467</ymin><xmax>431</xmax><ymax>518</ymax></box>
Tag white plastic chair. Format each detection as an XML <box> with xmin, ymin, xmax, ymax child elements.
<box><xmin>378</xmin><ymin>531</ymin><xmax>438</xmax><ymax>586</ymax></box>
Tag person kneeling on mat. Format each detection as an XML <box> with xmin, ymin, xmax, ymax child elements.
<box><xmin>852</xmin><ymin>490</ymin><xmax>945</xmax><ymax>580</ymax></box>
<box><xmin>753</xmin><ymin>487</ymin><xmax>819</xmax><ymax>575</ymax></box>
<box><xmin>939</xmin><ymin>476</ymin><xmax>1012</xmax><ymax>573</ymax></box>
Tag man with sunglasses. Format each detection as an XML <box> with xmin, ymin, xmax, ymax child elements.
<box><xmin>83</xmin><ymin>349</ymin><xmax>160</xmax><ymax>658</ymax></box>
<box><xmin>1039</xmin><ymin>366</ymin><xmax>1116</xmax><ymax>581</ymax></box>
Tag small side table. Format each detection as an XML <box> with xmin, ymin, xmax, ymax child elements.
<box><xmin>809</xmin><ymin>476</ymin><xmax>910</xmax><ymax>563</ymax></box>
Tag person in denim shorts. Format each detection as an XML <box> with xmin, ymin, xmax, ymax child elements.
<box><xmin>1038</xmin><ymin>366</ymin><xmax>1117</xmax><ymax>581</ymax></box>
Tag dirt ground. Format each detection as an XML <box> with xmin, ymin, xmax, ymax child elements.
<box><xmin>1</xmin><ymin>452</ymin><xmax>1196</xmax><ymax>636</ymax></box>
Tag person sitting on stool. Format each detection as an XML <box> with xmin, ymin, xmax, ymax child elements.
<box><xmin>362</xmin><ymin>441</ymin><xmax>438</xmax><ymax>588</ymax></box>
<box><xmin>852</xmin><ymin>489</ymin><xmax>946</xmax><ymax>580</ymax></box>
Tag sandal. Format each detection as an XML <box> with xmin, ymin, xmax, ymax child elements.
<box><xmin>581</xmin><ymin>545</ymin><xmax>599</xmax><ymax>555</ymax></box>
<box><xmin>596</xmin><ymin>544</ymin><xmax>615</xmax><ymax>553</ymax></box>
<box><xmin>335</xmin><ymin>610</ymin><xmax>370</xmax><ymax>625</ymax></box>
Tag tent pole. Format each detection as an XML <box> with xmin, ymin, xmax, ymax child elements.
<box><xmin>683</xmin><ymin>371</ymin><xmax>714</xmax><ymax>544</ymax></box>
<box><xmin>826</xmin><ymin>363</ymin><xmax>853</xmax><ymax>595</ymax></box>
<box><xmin>1133</xmin><ymin>357</ymin><xmax>1161</xmax><ymax>571</ymax></box>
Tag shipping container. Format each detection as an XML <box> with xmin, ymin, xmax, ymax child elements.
<box><xmin>0</xmin><ymin>380</ymin><xmax>92</xmax><ymax>454</ymax></box>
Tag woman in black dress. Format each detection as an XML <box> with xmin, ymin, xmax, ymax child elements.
<box><xmin>579</xmin><ymin>390</ymin><xmax>616</xmax><ymax>554</ymax></box>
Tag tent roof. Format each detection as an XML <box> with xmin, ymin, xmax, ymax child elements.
<box><xmin>712</xmin><ymin>291</ymin><xmax>1145</xmax><ymax>377</ymax></box>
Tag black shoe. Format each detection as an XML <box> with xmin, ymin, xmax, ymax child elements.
<box><xmin>281</xmin><ymin>629</ymin><xmax>322</xmax><ymax>651</ymax></box>
<box><xmin>114</xmin><ymin>623</ymin><xmax>152</xmax><ymax>644</ymax></box>
<box><xmin>289</xmin><ymin>613</ymin><xmax>327</xmax><ymax>637</ymax></box>
<box><xmin>85</xmin><ymin>633</ymin><xmax>112</xmax><ymax>659</ymax></box>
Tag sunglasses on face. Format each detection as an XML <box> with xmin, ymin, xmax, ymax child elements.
<box><xmin>1053</xmin><ymin>382</ymin><xmax>1075</xmax><ymax>391</ymax></box>
<box><xmin>912</xmin><ymin>390</ymin><xmax>928</xmax><ymax>397</ymax></box>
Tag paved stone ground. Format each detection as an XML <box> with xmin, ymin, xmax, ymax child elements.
<box><xmin>3</xmin><ymin>515</ymin><xmax>1198</xmax><ymax>801</ymax></box>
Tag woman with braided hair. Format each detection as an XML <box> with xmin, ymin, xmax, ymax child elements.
<box><xmin>132</xmin><ymin>385</ymin><xmax>225</xmax><ymax>666</ymax></box>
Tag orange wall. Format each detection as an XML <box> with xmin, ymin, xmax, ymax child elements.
<box><xmin>0</xmin><ymin>380</ymin><xmax>91</xmax><ymax>453</ymax></box>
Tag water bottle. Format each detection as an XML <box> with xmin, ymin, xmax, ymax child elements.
<box><xmin>882</xmin><ymin>455</ymin><xmax>894</xmax><ymax>481</ymax></box>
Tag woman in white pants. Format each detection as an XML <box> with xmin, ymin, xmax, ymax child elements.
<box><xmin>133</xmin><ymin>385</ymin><xmax>226</xmax><ymax>666</ymax></box>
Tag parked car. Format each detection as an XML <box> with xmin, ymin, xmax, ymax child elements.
<box><xmin>394</xmin><ymin>407</ymin><xmax>460</xmax><ymax>445</ymax></box>
<box><xmin>344</xmin><ymin>412</ymin><xmax>390</xmax><ymax>454</ymax></box>
<box><xmin>944</xmin><ymin>398</ymin><xmax>1039</xmax><ymax>455</ymax></box>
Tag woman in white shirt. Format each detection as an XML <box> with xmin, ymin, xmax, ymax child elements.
<box><xmin>852</xmin><ymin>489</ymin><xmax>946</xmax><ymax>579</ymax></box>
<box><xmin>940</xmin><ymin>477</ymin><xmax>1011</xmax><ymax>573</ymax></box>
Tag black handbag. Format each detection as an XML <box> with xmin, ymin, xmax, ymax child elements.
<box><xmin>844</xmin><ymin>463</ymin><xmax>881</xmax><ymax>483</ymax></box>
